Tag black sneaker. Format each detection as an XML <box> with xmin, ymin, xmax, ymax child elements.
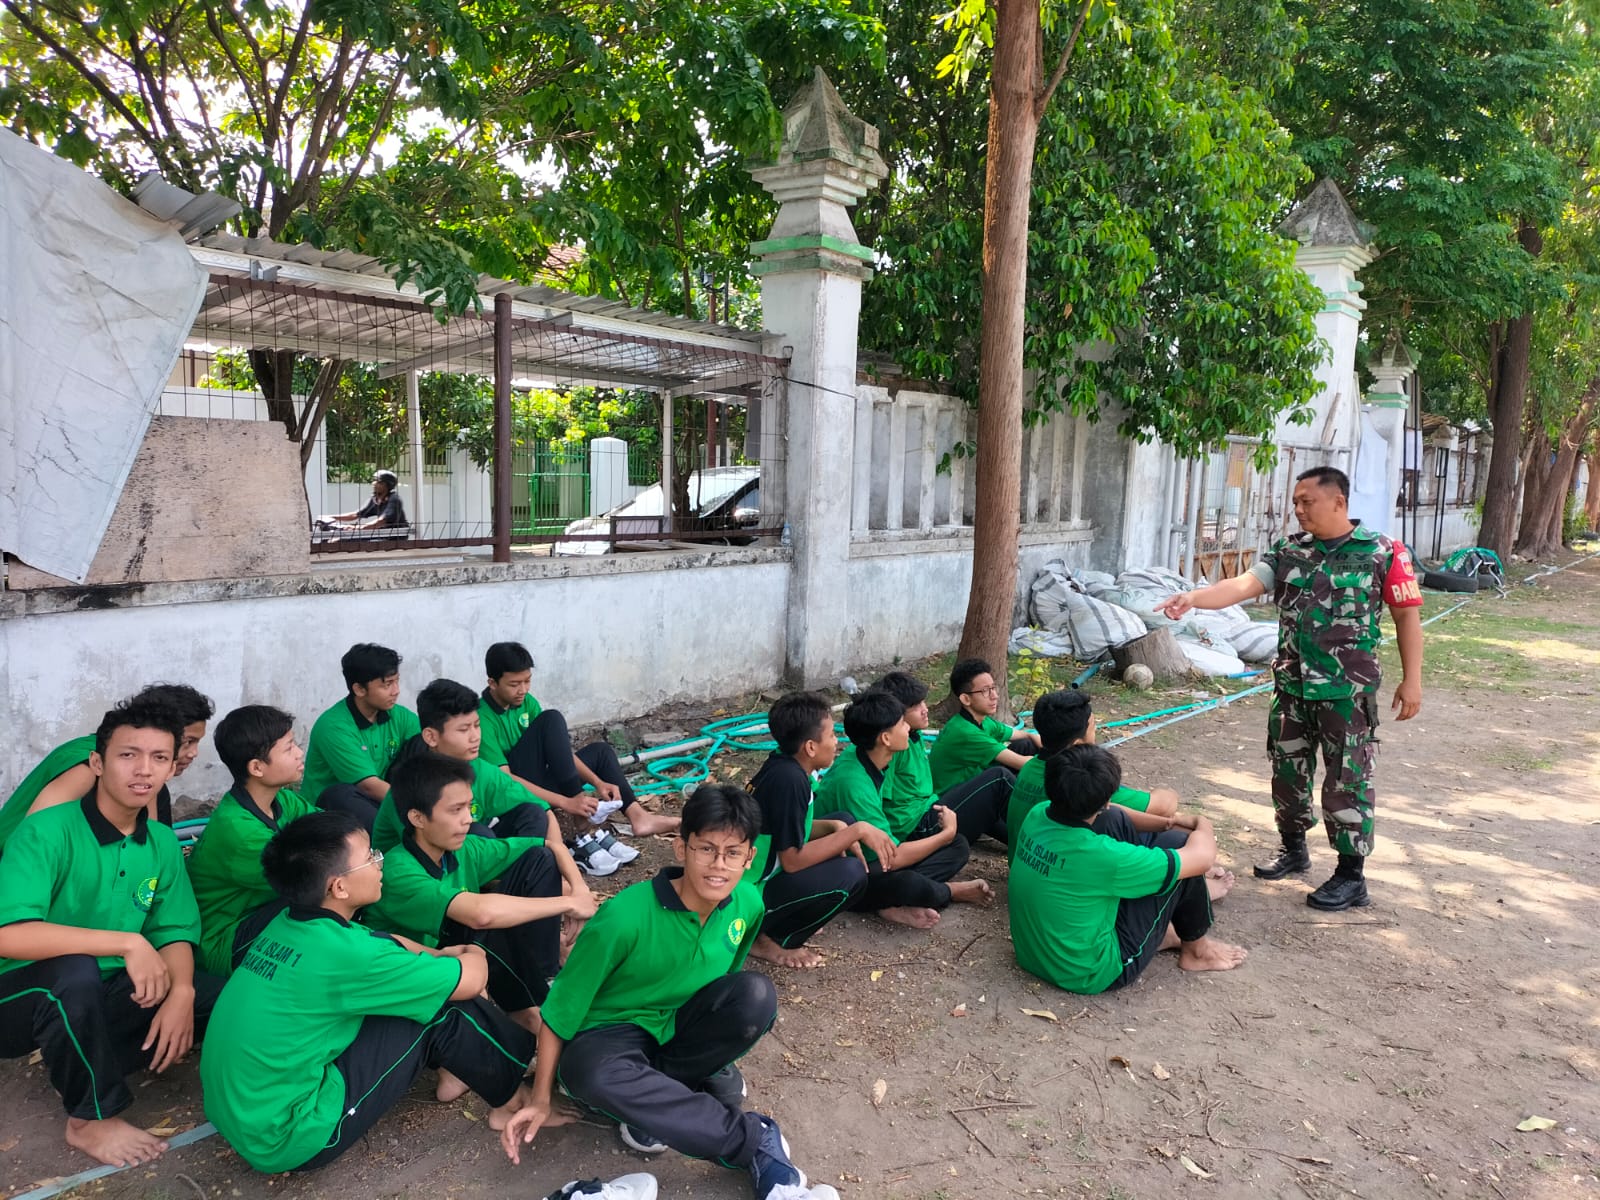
<box><xmin>618</xmin><ymin>1122</ymin><xmax>668</xmax><ymax>1155</ymax></box>
<box><xmin>700</xmin><ymin>1065</ymin><xmax>747</xmax><ymax>1107</ymax></box>
<box><xmin>1253</xmin><ymin>840</ymin><xmax>1312</xmax><ymax>879</ymax></box>
<box><xmin>748</xmin><ymin>1114</ymin><xmax>804</xmax><ymax>1198</ymax></box>
<box><xmin>1306</xmin><ymin>873</ymin><xmax>1370</xmax><ymax>911</ymax></box>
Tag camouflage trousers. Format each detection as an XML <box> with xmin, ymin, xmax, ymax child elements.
<box><xmin>1266</xmin><ymin>690</ymin><xmax>1380</xmax><ymax>857</ymax></box>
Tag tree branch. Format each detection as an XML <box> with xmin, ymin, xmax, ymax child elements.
<box><xmin>1035</xmin><ymin>0</ymin><xmax>1096</xmax><ymax>120</ymax></box>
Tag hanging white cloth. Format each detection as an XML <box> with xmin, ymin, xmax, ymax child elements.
<box><xmin>1348</xmin><ymin>408</ymin><xmax>1393</xmax><ymax>537</ymax></box>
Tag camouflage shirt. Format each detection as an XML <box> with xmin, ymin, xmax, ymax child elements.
<box><xmin>1251</xmin><ymin>523</ymin><xmax>1421</xmax><ymax>700</ymax></box>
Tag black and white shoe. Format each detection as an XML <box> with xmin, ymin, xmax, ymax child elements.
<box><xmin>545</xmin><ymin>1175</ymin><xmax>658</xmax><ymax>1200</ymax></box>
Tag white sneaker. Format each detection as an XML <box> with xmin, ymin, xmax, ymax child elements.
<box><xmin>592</xmin><ymin>829</ymin><xmax>640</xmax><ymax>864</ymax></box>
<box><xmin>587</xmin><ymin>797</ymin><xmax>625</xmax><ymax>826</ymax></box>
<box><xmin>571</xmin><ymin>833</ymin><xmax>621</xmax><ymax>877</ymax></box>
<box><xmin>765</xmin><ymin>1186</ymin><xmax>839</xmax><ymax>1200</ymax></box>
<box><xmin>545</xmin><ymin>1175</ymin><xmax>658</xmax><ymax>1200</ymax></box>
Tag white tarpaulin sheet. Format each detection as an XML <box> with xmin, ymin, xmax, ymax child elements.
<box><xmin>0</xmin><ymin>129</ymin><xmax>205</xmax><ymax>582</ymax></box>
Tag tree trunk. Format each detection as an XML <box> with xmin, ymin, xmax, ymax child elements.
<box><xmin>1478</xmin><ymin>222</ymin><xmax>1543</xmax><ymax>559</ymax></box>
<box><xmin>1585</xmin><ymin>444</ymin><xmax>1600</xmax><ymax>531</ymax></box>
<box><xmin>1112</xmin><ymin>628</ymin><xmax>1196</xmax><ymax>683</ymax></box>
<box><xmin>951</xmin><ymin>0</ymin><xmax>1043</xmax><ymax>720</ymax></box>
<box><xmin>1514</xmin><ymin>422</ymin><xmax>1554</xmax><ymax>551</ymax></box>
<box><xmin>1516</xmin><ymin>384</ymin><xmax>1599</xmax><ymax>559</ymax></box>
<box><xmin>249</xmin><ymin>348</ymin><xmax>303</xmax><ymax>438</ymax></box>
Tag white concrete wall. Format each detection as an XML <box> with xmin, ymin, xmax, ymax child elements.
<box><xmin>1</xmin><ymin>554</ymin><xmax>789</xmax><ymax>802</ymax></box>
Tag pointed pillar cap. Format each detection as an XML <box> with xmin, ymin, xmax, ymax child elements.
<box><xmin>1279</xmin><ymin>178</ymin><xmax>1376</xmax><ymax>249</ymax></box>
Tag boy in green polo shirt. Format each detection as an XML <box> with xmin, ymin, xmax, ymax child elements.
<box><xmin>480</xmin><ymin>641</ymin><xmax>679</xmax><ymax>842</ymax></box>
<box><xmin>372</xmin><ymin>678</ymin><xmax>557</xmax><ymax>849</ymax></box>
<box><xmin>187</xmin><ymin>705</ymin><xmax>317</xmax><ymax>976</ymax></box>
<box><xmin>301</xmin><ymin>643</ymin><xmax>421</xmax><ymax>829</ymax></box>
<box><xmin>744</xmin><ymin>691</ymin><xmax>894</xmax><ymax>971</ymax></box>
<box><xmin>365</xmin><ymin>753</ymin><xmax>598</xmax><ymax>1033</ymax></box>
<box><xmin>816</xmin><ymin>691</ymin><xmax>992</xmax><ymax>931</ymax></box>
<box><xmin>1009</xmin><ymin>745</ymin><xmax>1247</xmax><ymax>995</ymax></box>
<box><xmin>1004</xmin><ymin>689</ymin><xmax>1182</xmax><ymax>860</ymax></box>
<box><xmin>0</xmin><ymin>682</ymin><xmax>214</xmax><ymax>854</ymax></box>
<box><xmin>875</xmin><ymin>671</ymin><xmax>1013</xmax><ymax>847</ymax></box>
<box><xmin>0</xmin><ymin>697</ymin><xmax>221</xmax><ymax>1169</ymax></box>
<box><xmin>201</xmin><ymin>809</ymin><xmax>540</xmax><ymax>1173</ymax></box>
<box><xmin>927</xmin><ymin>657</ymin><xmax>1040</xmax><ymax>794</ymax></box>
<box><xmin>500</xmin><ymin>785</ymin><xmax>839</xmax><ymax>1200</ymax></box>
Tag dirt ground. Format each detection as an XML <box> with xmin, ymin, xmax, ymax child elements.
<box><xmin>4</xmin><ymin>556</ymin><xmax>1598</xmax><ymax>1200</ymax></box>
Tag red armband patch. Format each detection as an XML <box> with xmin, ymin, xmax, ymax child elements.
<box><xmin>1385</xmin><ymin>542</ymin><xmax>1424</xmax><ymax>608</ymax></box>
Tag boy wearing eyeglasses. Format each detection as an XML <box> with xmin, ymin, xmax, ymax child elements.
<box><xmin>0</xmin><ymin>698</ymin><xmax>221</xmax><ymax>1170</ymax></box>
<box><xmin>363</xmin><ymin>753</ymin><xmax>597</xmax><ymax>1035</ymax></box>
<box><xmin>201</xmin><ymin>810</ymin><xmax>538</xmax><ymax>1173</ymax></box>
<box><xmin>927</xmin><ymin>657</ymin><xmax>1041</xmax><ymax>795</ymax></box>
<box><xmin>501</xmin><ymin>785</ymin><xmax>841</xmax><ymax>1200</ymax></box>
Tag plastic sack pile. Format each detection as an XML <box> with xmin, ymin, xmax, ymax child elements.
<box><xmin>1010</xmin><ymin>560</ymin><xmax>1278</xmax><ymax>676</ymax></box>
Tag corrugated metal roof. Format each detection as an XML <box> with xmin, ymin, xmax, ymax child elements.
<box><xmin>188</xmin><ymin>236</ymin><xmax>781</xmax><ymax>395</ymax></box>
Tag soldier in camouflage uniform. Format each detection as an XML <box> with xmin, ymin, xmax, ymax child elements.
<box><xmin>1159</xmin><ymin>466</ymin><xmax>1424</xmax><ymax>911</ymax></box>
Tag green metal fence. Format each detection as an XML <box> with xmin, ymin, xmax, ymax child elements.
<box><xmin>513</xmin><ymin>442</ymin><xmax>592</xmax><ymax>535</ymax></box>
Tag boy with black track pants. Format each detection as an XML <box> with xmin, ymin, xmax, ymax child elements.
<box><xmin>875</xmin><ymin>671</ymin><xmax>1013</xmax><ymax>847</ymax></box>
<box><xmin>500</xmin><ymin>785</ymin><xmax>840</xmax><ymax>1200</ymax></box>
<box><xmin>744</xmin><ymin>692</ymin><xmax>898</xmax><ymax>970</ymax></box>
<box><xmin>201</xmin><ymin>810</ymin><xmax>537</xmax><ymax>1173</ymax></box>
<box><xmin>364</xmin><ymin>753</ymin><xmax>597</xmax><ymax>1034</ymax></box>
<box><xmin>301</xmin><ymin>643</ymin><xmax>420</xmax><ymax>830</ymax></box>
<box><xmin>0</xmin><ymin>697</ymin><xmax>221</xmax><ymax>1170</ymax></box>
<box><xmin>815</xmin><ymin>692</ymin><xmax>993</xmax><ymax>931</ymax></box>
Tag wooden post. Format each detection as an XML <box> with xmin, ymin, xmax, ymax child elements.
<box><xmin>492</xmin><ymin>292</ymin><xmax>512</xmax><ymax>563</ymax></box>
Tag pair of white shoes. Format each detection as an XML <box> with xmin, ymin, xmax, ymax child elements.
<box><xmin>571</xmin><ymin>827</ymin><xmax>638</xmax><ymax>876</ymax></box>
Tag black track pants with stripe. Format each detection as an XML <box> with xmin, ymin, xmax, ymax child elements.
<box><xmin>0</xmin><ymin>954</ymin><xmax>221</xmax><ymax>1120</ymax></box>
<box><xmin>296</xmin><ymin>997</ymin><xmax>535</xmax><ymax>1170</ymax></box>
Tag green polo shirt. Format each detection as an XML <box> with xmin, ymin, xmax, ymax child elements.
<box><xmin>200</xmin><ymin>907</ymin><xmax>465</xmax><ymax>1173</ymax></box>
<box><xmin>928</xmin><ymin>713</ymin><xmax>1015</xmax><ymax>793</ymax></box>
<box><xmin>0</xmin><ymin>736</ymin><xmax>96</xmax><ymax>853</ymax></box>
<box><xmin>883</xmin><ymin>734</ymin><xmax>937</xmax><ymax>839</ymax></box>
<box><xmin>541</xmin><ymin>867</ymin><xmax>763</xmax><ymax>1045</ymax></box>
<box><xmin>301</xmin><ymin>696</ymin><xmax>420</xmax><ymax>804</ymax></box>
<box><xmin>0</xmin><ymin>793</ymin><xmax>201</xmax><ymax>980</ymax></box>
<box><xmin>363</xmin><ymin>832</ymin><xmax>544</xmax><ymax>946</ymax></box>
<box><xmin>186</xmin><ymin>786</ymin><xmax>317</xmax><ymax>976</ymax></box>
<box><xmin>1009</xmin><ymin>805</ymin><xmax>1179</xmax><ymax>995</ymax></box>
<box><xmin>1005</xmin><ymin>758</ymin><xmax>1151</xmax><ymax>862</ymax></box>
<box><xmin>477</xmin><ymin>690</ymin><xmax>543</xmax><ymax>769</ymax></box>
<box><xmin>371</xmin><ymin>752</ymin><xmax>549</xmax><ymax>851</ymax></box>
<box><xmin>814</xmin><ymin>748</ymin><xmax>895</xmax><ymax>862</ymax></box>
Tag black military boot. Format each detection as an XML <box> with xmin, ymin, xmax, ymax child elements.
<box><xmin>1253</xmin><ymin>834</ymin><xmax>1312</xmax><ymax>879</ymax></box>
<box><xmin>1307</xmin><ymin>854</ymin><xmax>1370</xmax><ymax>910</ymax></box>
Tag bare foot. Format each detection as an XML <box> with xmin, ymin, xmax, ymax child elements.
<box><xmin>1178</xmin><ymin>936</ymin><xmax>1249</xmax><ymax>973</ymax></box>
<box><xmin>878</xmin><ymin>906</ymin><xmax>940</xmax><ymax>929</ymax></box>
<box><xmin>624</xmin><ymin>806</ymin><xmax>680</xmax><ymax>838</ymax></box>
<box><xmin>436</xmin><ymin>1067</ymin><xmax>470</xmax><ymax>1102</ymax></box>
<box><xmin>507</xmin><ymin>1006</ymin><xmax>543</xmax><ymax>1035</ymax></box>
<box><xmin>948</xmin><ymin>879</ymin><xmax>994</xmax><ymax>905</ymax></box>
<box><xmin>65</xmin><ymin>1116</ymin><xmax>168</xmax><ymax>1167</ymax></box>
<box><xmin>1206</xmin><ymin>867</ymin><xmax>1237</xmax><ymax>902</ymax></box>
<box><xmin>749</xmin><ymin>933</ymin><xmax>825</xmax><ymax>969</ymax></box>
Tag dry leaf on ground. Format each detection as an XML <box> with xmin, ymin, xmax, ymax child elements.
<box><xmin>1179</xmin><ymin>1153</ymin><xmax>1213</xmax><ymax>1179</ymax></box>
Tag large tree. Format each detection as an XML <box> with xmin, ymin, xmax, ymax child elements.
<box><xmin>854</xmin><ymin>0</ymin><xmax>1324</xmax><ymax>705</ymax></box>
<box><xmin>1276</xmin><ymin>0</ymin><xmax>1571</xmax><ymax>559</ymax></box>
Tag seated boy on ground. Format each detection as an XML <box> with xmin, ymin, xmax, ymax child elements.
<box><xmin>744</xmin><ymin>692</ymin><xmax>897</xmax><ymax>970</ymax></box>
<box><xmin>926</xmin><ymin>658</ymin><xmax>1040</xmax><ymax>795</ymax></box>
<box><xmin>373</xmin><ymin>679</ymin><xmax>554</xmax><ymax>845</ymax></box>
<box><xmin>815</xmin><ymin>691</ymin><xmax>992</xmax><ymax>931</ymax></box>
<box><xmin>1004</xmin><ymin>691</ymin><xmax>1234</xmax><ymax>898</ymax></box>
<box><xmin>479</xmin><ymin>641</ymin><xmax>679</xmax><ymax>850</ymax></box>
<box><xmin>364</xmin><ymin>753</ymin><xmax>598</xmax><ymax>1035</ymax></box>
<box><xmin>0</xmin><ymin>696</ymin><xmax>221</xmax><ymax>1168</ymax></box>
<box><xmin>200</xmin><ymin>810</ymin><xmax>541</xmax><ymax>1173</ymax></box>
<box><xmin>0</xmin><ymin>682</ymin><xmax>214</xmax><ymax>855</ymax></box>
<box><xmin>1009</xmin><ymin>745</ymin><xmax>1247</xmax><ymax>995</ymax></box>
<box><xmin>187</xmin><ymin>705</ymin><xmax>317</xmax><ymax>977</ymax></box>
<box><xmin>501</xmin><ymin>784</ymin><xmax>840</xmax><ymax>1200</ymax></box>
<box><xmin>876</xmin><ymin>671</ymin><xmax>1013</xmax><ymax>847</ymax></box>
<box><xmin>301</xmin><ymin>642</ymin><xmax>421</xmax><ymax>830</ymax></box>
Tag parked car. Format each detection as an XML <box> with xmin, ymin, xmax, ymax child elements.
<box><xmin>555</xmin><ymin>466</ymin><xmax>764</xmax><ymax>555</ymax></box>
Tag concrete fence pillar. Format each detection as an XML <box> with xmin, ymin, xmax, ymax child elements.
<box><xmin>1364</xmin><ymin>337</ymin><xmax>1418</xmax><ymax>540</ymax></box>
<box><xmin>749</xmin><ymin>68</ymin><xmax>887</xmax><ymax>685</ymax></box>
